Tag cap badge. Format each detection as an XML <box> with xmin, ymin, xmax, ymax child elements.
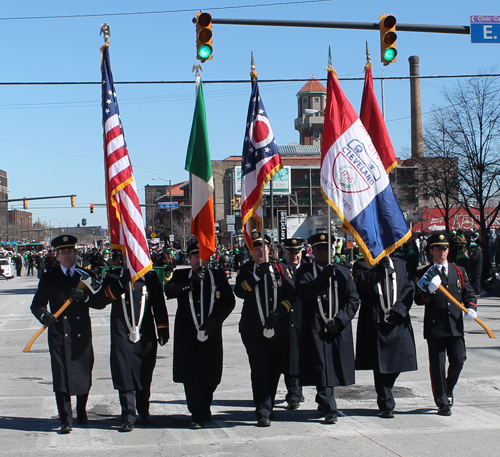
<box><xmin>320</xmin><ymin>234</ymin><xmax>325</xmax><ymax>240</ymax></box>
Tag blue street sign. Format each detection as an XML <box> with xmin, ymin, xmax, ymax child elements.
<box><xmin>158</xmin><ymin>202</ymin><xmax>179</xmax><ymax>209</ymax></box>
<box><xmin>470</xmin><ymin>16</ymin><xmax>500</xmax><ymax>43</ymax></box>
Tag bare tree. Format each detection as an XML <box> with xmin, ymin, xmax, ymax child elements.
<box><xmin>418</xmin><ymin>108</ymin><xmax>461</xmax><ymax>232</ymax></box>
<box><xmin>423</xmin><ymin>72</ymin><xmax>500</xmax><ymax>271</ymax></box>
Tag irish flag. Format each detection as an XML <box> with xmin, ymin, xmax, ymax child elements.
<box><xmin>185</xmin><ymin>75</ymin><xmax>215</xmax><ymax>263</ymax></box>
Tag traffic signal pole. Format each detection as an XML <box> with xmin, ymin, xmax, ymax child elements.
<box><xmin>211</xmin><ymin>18</ymin><xmax>470</xmax><ymax>35</ymax></box>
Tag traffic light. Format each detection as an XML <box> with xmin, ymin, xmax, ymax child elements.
<box><xmin>23</xmin><ymin>198</ymin><xmax>28</xmax><ymax>210</ymax></box>
<box><xmin>236</xmin><ymin>197</ymin><xmax>241</xmax><ymax>209</ymax></box>
<box><xmin>231</xmin><ymin>198</ymin><xmax>236</xmax><ymax>210</ymax></box>
<box><xmin>90</xmin><ymin>203</ymin><xmax>94</xmax><ymax>214</ymax></box>
<box><xmin>380</xmin><ymin>14</ymin><xmax>397</xmax><ymax>65</ymax></box>
<box><xmin>194</xmin><ymin>12</ymin><xmax>213</xmax><ymax>61</ymax></box>
<box><xmin>71</xmin><ymin>196</ymin><xmax>76</xmax><ymax>207</ymax></box>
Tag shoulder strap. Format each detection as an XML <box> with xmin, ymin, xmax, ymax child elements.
<box><xmin>454</xmin><ymin>264</ymin><xmax>464</xmax><ymax>288</ymax></box>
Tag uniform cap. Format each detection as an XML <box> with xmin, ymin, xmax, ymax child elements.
<box><xmin>51</xmin><ymin>234</ymin><xmax>77</xmax><ymax>250</ymax></box>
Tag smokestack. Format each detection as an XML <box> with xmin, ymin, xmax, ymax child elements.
<box><xmin>409</xmin><ymin>56</ymin><xmax>424</xmax><ymax>158</ymax></box>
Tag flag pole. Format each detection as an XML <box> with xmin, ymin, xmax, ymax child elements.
<box><xmin>192</xmin><ymin>62</ymin><xmax>205</xmax><ymax>329</ymax></box>
<box><xmin>251</xmin><ymin>52</ymin><xmax>271</xmax><ymax>327</ymax></box>
<box><xmin>326</xmin><ymin>46</ymin><xmax>334</xmax><ymax>322</ymax></box>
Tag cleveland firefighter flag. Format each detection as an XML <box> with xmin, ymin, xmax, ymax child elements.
<box><xmin>321</xmin><ymin>69</ymin><xmax>410</xmax><ymax>265</ymax></box>
<box><xmin>185</xmin><ymin>75</ymin><xmax>215</xmax><ymax>263</ymax></box>
<box><xmin>360</xmin><ymin>64</ymin><xmax>398</xmax><ymax>174</ymax></box>
<box><xmin>241</xmin><ymin>78</ymin><xmax>282</xmax><ymax>251</ymax></box>
<box><xmin>101</xmin><ymin>43</ymin><xmax>152</xmax><ymax>283</ymax></box>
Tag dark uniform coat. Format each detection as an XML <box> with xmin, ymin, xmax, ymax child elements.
<box><xmin>415</xmin><ymin>263</ymin><xmax>477</xmax><ymax>339</ymax></box>
<box><xmin>282</xmin><ymin>260</ymin><xmax>309</xmax><ymax>376</ymax></box>
<box><xmin>235</xmin><ymin>261</ymin><xmax>295</xmax><ymax>338</ymax></box>
<box><xmin>165</xmin><ymin>268</ymin><xmax>235</xmax><ymax>387</ymax></box>
<box><xmin>296</xmin><ymin>262</ymin><xmax>359</xmax><ymax>387</ymax></box>
<box><xmin>103</xmin><ymin>270</ymin><xmax>169</xmax><ymax>392</ymax></box>
<box><xmin>352</xmin><ymin>258</ymin><xmax>417</xmax><ymax>374</ymax></box>
<box><xmin>30</xmin><ymin>267</ymin><xmax>106</xmax><ymax>395</ymax></box>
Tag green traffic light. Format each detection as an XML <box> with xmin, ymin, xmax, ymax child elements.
<box><xmin>383</xmin><ymin>48</ymin><xmax>397</xmax><ymax>62</ymax></box>
<box><xmin>198</xmin><ymin>44</ymin><xmax>213</xmax><ymax>59</ymax></box>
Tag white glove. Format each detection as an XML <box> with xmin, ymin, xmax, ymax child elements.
<box><xmin>465</xmin><ymin>309</ymin><xmax>477</xmax><ymax>320</ymax></box>
<box><xmin>428</xmin><ymin>275</ymin><xmax>442</xmax><ymax>294</ymax></box>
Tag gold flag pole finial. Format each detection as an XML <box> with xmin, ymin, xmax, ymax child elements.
<box><xmin>100</xmin><ymin>23</ymin><xmax>110</xmax><ymax>44</ymax></box>
<box><xmin>250</xmin><ymin>51</ymin><xmax>258</xmax><ymax>81</ymax></box>
<box><xmin>365</xmin><ymin>41</ymin><xmax>372</xmax><ymax>72</ymax></box>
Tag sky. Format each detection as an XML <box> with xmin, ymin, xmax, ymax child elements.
<box><xmin>0</xmin><ymin>0</ymin><xmax>497</xmax><ymax>232</ymax></box>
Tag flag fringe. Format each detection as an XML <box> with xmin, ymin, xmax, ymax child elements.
<box><xmin>321</xmin><ymin>188</ymin><xmax>412</xmax><ymax>266</ymax></box>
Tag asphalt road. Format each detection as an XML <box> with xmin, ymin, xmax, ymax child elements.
<box><xmin>1</xmin><ymin>273</ymin><xmax>500</xmax><ymax>457</ymax></box>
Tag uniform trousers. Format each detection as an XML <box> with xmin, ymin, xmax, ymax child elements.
<box><xmin>118</xmin><ymin>388</ymin><xmax>151</xmax><ymax>424</ymax></box>
<box><xmin>241</xmin><ymin>333</ymin><xmax>288</xmax><ymax>419</ymax></box>
<box><xmin>284</xmin><ymin>375</ymin><xmax>303</xmax><ymax>403</ymax></box>
<box><xmin>315</xmin><ymin>387</ymin><xmax>337</xmax><ymax>413</ymax></box>
<box><xmin>183</xmin><ymin>384</ymin><xmax>216</xmax><ymax>423</ymax></box>
<box><xmin>427</xmin><ymin>335</ymin><xmax>466</xmax><ymax>407</ymax></box>
<box><xmin>373</xmin><ymin>369</ymin><xmax>399</xmax><ymax>411</ymax></box>
<box><xmin>55</xmin><ymin>392</ymin><xmax>88</xmax><ymax>425</ymax></box>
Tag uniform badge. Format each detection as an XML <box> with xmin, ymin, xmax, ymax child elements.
<box><xmin>456</xmin><ymin>279</ymin><xmax>461</xmax><ymax>291</ymax></box>
<box><xmin>320</xmin><ymin>234</ymin><xmax>326</xmax><ymax>240</ymax></box>
<box><xmin>215</xmin><ymin>290</ymin><xmax>221</xmax><ymax>299</ymax></box>
<box><xmin>63</xmin><ymin>236</ymin><xmax>68</xmax><ymax>242</ymax></box>
<box><xmin>292</xmin><ymin>239</ymin><xmax>297</xmax><ymax>245</ymax></box>
<box><xmin>277</xmin><ymin>279</ymin><xmax>282</xmax><ymax>287</ymax></box>
<box><xmin>439</xmin><ymin>234</ymin><xmax>445</xmax><ymax>240</ymax></box>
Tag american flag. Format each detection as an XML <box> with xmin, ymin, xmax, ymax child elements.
<box><xmin>101</xmin><ymin>43</ymin><xmax>152</xmax><ymax>283</ymax></box>
<box><xmin>241</xmin><ymin>78</ymin><xmax>282</xmax><ymax>252</ymax></box>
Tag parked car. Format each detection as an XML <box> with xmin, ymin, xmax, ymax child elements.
<box><xmin>0</xmin><ymin>258</ymin><xmax>14</xmax><ymax>279</ymax></box>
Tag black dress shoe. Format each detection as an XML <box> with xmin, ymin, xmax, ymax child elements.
<box><xmin>257</xmin><ymin>417</ymin><xmax>271</xmax><ymax>427</ymax></box>
<box><xmin>120</xmin><ymin>421</ymin><xmax>134</xmax><ymax>432</ymax></box>
<box><xmin>437</xmin><ymin>405</ymin><xmax>452</xmax><ymax>416</ymax></box>
<box><xmin>287</xmin><ymin>401</ymin><xmax>300</xmax><ymax>410</ymax></box>
<box><xmin>60</xmin><ymin>423</ymin><xmax>72</xmax><ymax>434</ymax></box>
<box><xmin>325</xmin><ymin>412</ymin><xmax>338</xmax><ymax>424</ymax></box>
<box><xmin>190</xmin><ymin>421</ymin><xmax>203</xmax><ymax>429</ymax></box>
<box><xmin>379</xmin><ymin>410</ymin><xmax>395</xmax><ymax>419</ymax></box>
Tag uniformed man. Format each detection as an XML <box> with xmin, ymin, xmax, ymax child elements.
<box><xmin>281</xmin><ymin>237</ymin><xmax>308</xmax><ymax>410</ymax></box>
<box><xmin>415</xmin><ymin>232</ymin><xmax>477</xmax><ymax>416</ymax></box>
<box><xmin>352</xmin><ymin>254</ymin><xmax>417</xmax><ymax>418</ymax></box>
<box><xmin>165</xmin><ymin>241</ymin><xmax>235</xmax><ymax>429</ymax></box>
<box><xmin>295</xmin><ymin>233</ymin><xmax>359</xmax><ymax>424</ymax></box>
<box><xmin>30</xmin><ymin>235</ymin><xmax>106</xmax><ymax>433</ymax></box>
<box><xmin>101</xmin><ymin>256</ymin><xmax>170</xmax><ymax>432</ymax></box>
<box><xmin>235</xmin><ymin>232</ymin><xmax>295</xmax><ymax>427</ymax></box>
